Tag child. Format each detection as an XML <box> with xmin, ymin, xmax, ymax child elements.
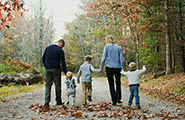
<box><xmin>77</xmin><ymin>55</ymin><xmax>101</xmax><ymax>106</ymax></box>
<box><xmin>120</xmin><ymin>62</ymin><xmax>146</xmax><ymax>109</ymax></box>
<box><xmin>65</xmin><ymin>71</ymin><xmax>76</xmax><ymax>106</ymax></box>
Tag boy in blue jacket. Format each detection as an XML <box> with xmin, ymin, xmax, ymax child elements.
<box><xmin>77</xmin><ymin>55</ymin><xmax>101</xmax><ymax>106</ymax></box>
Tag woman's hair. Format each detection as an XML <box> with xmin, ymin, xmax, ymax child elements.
<box><xmin>105</xmin><ymin>35</ymin><xmax>115</xmax><ymax>44</ymax></box>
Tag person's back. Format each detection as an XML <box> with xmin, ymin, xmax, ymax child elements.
<box><xmin>100</xmin><ymin>43</ymin><xmax>124</xmax><ymax>69</ymax></box>
<box><xmin>106</xmin><ymin>44</ymin><xmax>122</xmax><ymax>66</ymax></box>
<box><xmin>65</xmin><ymin>78</ymin><xmax>76</xmax><ymax>89</ymax></box>
<box><xmin>121</xmin><ymin>67</ymin><xmax>146</xmax><ymax>85</ymax></box>
<box><xmin>77</xmin><ymin>58</ymin><xmax>101</xmax><ymax>82</ymax></box>
<box><xmin>43</xmin><ymin>44</ymin><xmax>63</xmax><ymax>69</ymax></box>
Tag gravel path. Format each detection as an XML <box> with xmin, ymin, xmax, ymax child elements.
<box><xmin>0</xmin><ymin>76</ymin><xmax>184</xmax><ymax>120</ymax></box>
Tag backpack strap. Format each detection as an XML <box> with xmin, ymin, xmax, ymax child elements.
<box><xmin>69</xmin><ymin>78</ymin><xmax>76</xmax><ymax>89</ymax></box>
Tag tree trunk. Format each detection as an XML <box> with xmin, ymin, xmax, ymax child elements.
<box><xmin>179</xmin><ymin>1</ymin><xmax>185</xmax><ymax>72</ymax></box>
<box><xmin>165</xmin><ymin>0</ymin><xmax>173</xmax><ymax>74</ymax></box>
<box><xmin>39</xmin><ymin>0</ymin><xmax>43</xmax><ymax>67</ymax></box>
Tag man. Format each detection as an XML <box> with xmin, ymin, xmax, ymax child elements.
<box><xmin>42</xmin><ymin>39</ymin><xmax>67</xmax><ymax>107</ymax></box>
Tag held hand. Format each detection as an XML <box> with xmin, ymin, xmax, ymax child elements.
<box><xmin>77</xmin><ymin>81</ymin><xmax>80</xmax><ymax>84</ymax></box>
<box><xmin>100</xmin><ymin>69</ymin><xmax>103</xmax><ymax>73</ymax></box>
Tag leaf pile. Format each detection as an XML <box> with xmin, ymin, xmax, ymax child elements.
<box><xmin>28</xmin><ymin>102</ymin><xmax>185</xmax><ymax>119</ymax></box>
<box><xmin>140</xmin><ymin>74</ymin><xmax>185</xmax><ymax>106</ymax></box>
<box><xmin>140</xmin><ymin>84</ymin><xmax>185</xmax><ymax>106</ymax></box>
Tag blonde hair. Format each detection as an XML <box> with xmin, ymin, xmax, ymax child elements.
<box><xmin>129</xmin><ymin>62</ymin><xmax>137</xmax><ymax>69</ymax></box>
<box><xmin>105</xmin><ymin>35</ymin><xmax>115</xmax><ymax>44</ymax></box>
<box><xmin>66</xmin><ymin>71</ymin><xmax>72</xmax><ymax>78</ymax></box>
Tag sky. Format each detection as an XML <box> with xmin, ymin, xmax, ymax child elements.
<box><xmin>25</xmin><ymin>0</ymin><xmax>82</xmax><ymax>40</ymax></box>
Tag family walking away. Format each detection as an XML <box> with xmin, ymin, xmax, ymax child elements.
<box><xmin>41</xmin><ymin>36</ymin><xmax>146</xmax><ymax>109</ymax></box>
<box><xmin>100</xmin><ymin>35</ymin><xmax>124</xmax><ymax>106</ymax></box>
<box><xmin>77</xmin><ymin>55</ymin><xmax>102</xmax><ymax>106</ymax></box>
<box><xmin>42</xmin><ymin>39</ymin><xmax>67</xmax><ymax>107</ymax></box>
<box><xmin>120</xmin><ymin>62</ymin><xmax>146</xmax><ymax>109</ymax></box>
<box><xmin>65</xmin><ymin>71</ymin><xmax>76</xmax><ymax>106</ymax></box>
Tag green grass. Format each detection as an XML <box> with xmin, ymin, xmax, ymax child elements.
<box><xmin>0</xmin><ymin>83</ymin><xmax>44</xmax><ymax>103</ymax></box>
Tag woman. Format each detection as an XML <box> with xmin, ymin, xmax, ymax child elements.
<box><xmin>100</xmin><ymin>35</ymin><xmax>124</xmax><ymax>105</ymax></box>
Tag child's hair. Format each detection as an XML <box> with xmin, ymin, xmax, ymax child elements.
<box><xmin>66</xmin><ymin>71</ymin><xmax>72</xmax><ymax>78</ymax></box>
<box><xmin>129</xmin><ymin>62</ymin><xmax>136</xmax><ymax>70</ymax></box>
<box><xmin>85</xmin><ymin>55</ymin><xmax>92</xmax><ymax>62</ymax></box>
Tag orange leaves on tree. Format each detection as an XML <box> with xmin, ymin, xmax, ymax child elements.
<box><xmin>0</xmin><ymin>0</ymin><xmax>26</xmax><ymax>31</ymax></box>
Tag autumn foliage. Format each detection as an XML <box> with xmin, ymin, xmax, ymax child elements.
<box><xmin>0</xmin><ymin>0</ymin><xmax>25</xmax><ymax>31</ymax></box>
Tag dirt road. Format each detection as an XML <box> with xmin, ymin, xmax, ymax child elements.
<box><xmin>0</xmin><ymin>76</ymin><xmax>184</xmax><ymax>120</ymax></box>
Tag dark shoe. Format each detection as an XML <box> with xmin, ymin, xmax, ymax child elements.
<box><xmin>136</xmin><ymin>106</ymin><xmax>141</xmax><ymax>109</ymax></box>
<box><xmin>112</xmin><ymin>103</ymin><xmax>117</xmax><ymax>106</ymax></box>
<box><xmin>66</xmin><ymin>101</ymin><xmax>69</xmax><ymax>105</ymax></box>
<box><xmin>56</xmin><ymin>102</ymin><xmax>64</xmax><ymax>105</ymax></box>
<box><xmin>83</xmin><ymin>104</ymin><xmax>87</xmax><ymax>107</ymax></box>
<box><xmin>87</xmin><ymin>96</ymin><xmax>92</xmax><ymax>102</ymax></box>
<box><xmin>44</xmin><ymin>103</ymin><xmax>50</xmax><ymax>107</ymax></box>
<box><xmin>117</xmin><ymin>101</ymin><xmax>122</xmax><ymax>104</ymax></box>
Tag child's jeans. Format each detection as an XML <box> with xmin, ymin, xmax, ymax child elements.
<box><xmin>128</xmin><ymin>84</ymin><xmax>140</xmax><ymax>107</ymax></box>
<box><xmin>66</xmin><ymin>88</ymin><xmax>76</xmax><ymax>105</ymax></box>
<box><xmin>81</xmin><ymin>82</ymin><xmax>92</xmax><ymax>104</ymax></box>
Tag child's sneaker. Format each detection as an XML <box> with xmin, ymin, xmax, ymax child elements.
<box><xmin>136</xmin><ymin>106</ymin><xmax>141</xmax><ymax>109</ymax></box>
<box><xmin>83</xmin><ymin>104</ymin><xmax>87</xmax><ymax>107</ymax></box>
<box><xmin>87</xmin><ymin>96</ymin><xmax>92</xmax><ymax>102</ymax></box>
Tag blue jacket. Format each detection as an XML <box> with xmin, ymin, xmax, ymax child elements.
<box><xmin>100</xmin><ymin>43</ymin><xmax>124</xmax><ymax>69</ymax></box>
<box><xmin>77</xmin><ymin>62</ymin><xmax>101</xmax><ymax>82</ymax></box>
<box><xmin>42</xmin><ymin>44</ymin><xmax>67</xmax><ymax>74</ymax></box>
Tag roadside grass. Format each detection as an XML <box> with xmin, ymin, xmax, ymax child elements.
<box><xmin>0</xmin><ymin>82</ymin><xmax>44</xmax><ymax>104</ymax></box>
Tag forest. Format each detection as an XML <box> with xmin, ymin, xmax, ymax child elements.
<box><xmin>0</xmin><ymin>0</ymin><xmax>184</xmax><ymax>76</ymax></box>
<box><xmin>0</xmin><ymin>0</ymin><xmax>184</xmax><ymax>112</ymax></box>
<box><xmin>63</xmin><ymin>0</ymin><xmax>185</xmax><ymax>75</ymax></box>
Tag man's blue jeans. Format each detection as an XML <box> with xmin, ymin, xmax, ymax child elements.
<box><xmin>128</xmin><ymin>84</ymin><xmax>140</xmax><ymax>106</ymax></box>
<box><xmin>45</xmin><ymin>69</ymin><xmax>62</xmax><ymax>105</ymax></box>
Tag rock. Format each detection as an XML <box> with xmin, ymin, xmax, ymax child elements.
<box><xmin>153</xmin><ymin>71</ymin><xmax>166</xmax><ymax>79</ymax></box>
<box><xmin>0</xmin><ymin>73</ymin><xmax>43</xmax><ymax>85</ymax></box>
